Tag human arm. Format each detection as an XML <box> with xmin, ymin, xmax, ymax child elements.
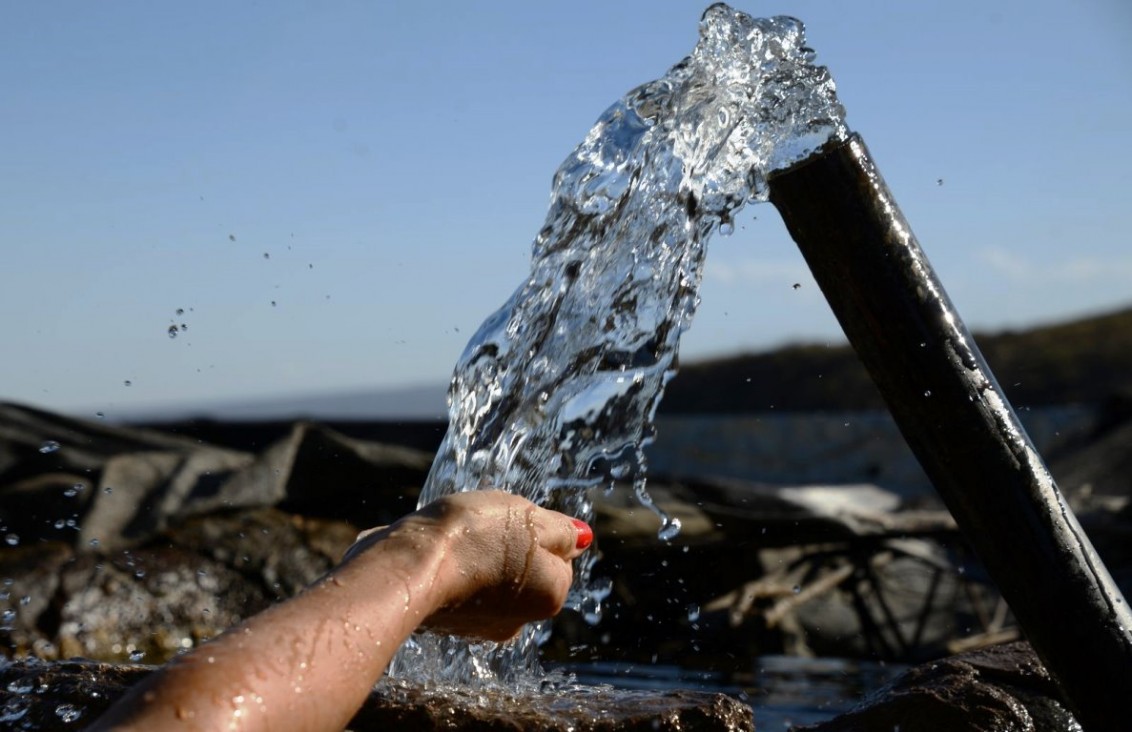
<box><xmin>86</xmin><ymin>490</ymin><xmax>591</xmax><ymax>732</ymax></box>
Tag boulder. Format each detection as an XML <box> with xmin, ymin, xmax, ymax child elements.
<box><xmin>0</xmin><ymin>508</ymin><xmax>357</xmax><ymax>663</ymax></box>
<box><xmin>793</xmin><ymin>641</ymin><xmax>1080</xmax><ymax>731</ymax></box>
<box><xmin>0</xmin><ymin>402</ymin><xmax>430</xmax><ymax>553</ymax></box>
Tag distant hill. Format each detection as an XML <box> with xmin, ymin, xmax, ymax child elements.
<box><xmin>130</xmin><ymin>305</ymin><xmax>1132</xmax><ymax>425</ymax></box>
<box><xmin>660</xmin><ymin>305</ymin><xmax>1132</xmax><ymax>413</ymax></box>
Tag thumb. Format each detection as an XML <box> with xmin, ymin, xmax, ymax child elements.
<box><xmin>536</xmin><ymin>510</ymin><xmax>593</xmax><ymax>559</ymax></box>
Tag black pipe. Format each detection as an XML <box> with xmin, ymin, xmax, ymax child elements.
<box><xmin>767</xmin><ymin>133</ymin><xmax>1132</xmax><ymax>731</ymax></box>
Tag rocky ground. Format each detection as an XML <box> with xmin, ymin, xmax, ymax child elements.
<box><xmin>2</xmin><ymin>399</ymin><xmax>1127</xmax><ymax>729</ymax></box>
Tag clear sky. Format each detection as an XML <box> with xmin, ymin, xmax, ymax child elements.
<box><xmin>2</xmin><ymin>0</ymin><xmax>1130</xmax><ymax>419</ymax></box>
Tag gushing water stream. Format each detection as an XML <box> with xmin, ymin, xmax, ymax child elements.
<box><xmin>388</xmin><ymin>3</ymin><xmax>847</xmax><ymax>687</ymax></box>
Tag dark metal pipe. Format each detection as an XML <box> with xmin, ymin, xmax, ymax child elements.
<box><xmin>767</xmin><ymin>133</ymin><xmax>1132</xmax><ymax>731</ymax></box>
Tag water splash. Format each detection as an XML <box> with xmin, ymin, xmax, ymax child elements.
<box><xmin>389</xmin><ymin>3</ymin><xmax>845</xmax><ymax>687</ymax></box>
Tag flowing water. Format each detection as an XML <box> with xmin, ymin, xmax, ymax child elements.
<box><xmin>389</xmin><ymin>3</ymin><xmax>848</xmax><ymax>687</ymax></box>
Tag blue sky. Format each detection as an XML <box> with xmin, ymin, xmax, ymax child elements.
<box><xmin>2</xmin><ymin>0</ymin><xmax>1130</xmax><ymax>418</ymax></box>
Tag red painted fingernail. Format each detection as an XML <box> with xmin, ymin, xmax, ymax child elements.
<box><xmin>571</xmin><ymin>518</ymin><xmax>593</xmax><ymax>550</ymax></box>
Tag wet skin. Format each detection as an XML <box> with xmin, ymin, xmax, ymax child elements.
<box><xmin>87</xmin><ymin>491</ymin><xmax>590</xmax><ymax>732</ymax></box>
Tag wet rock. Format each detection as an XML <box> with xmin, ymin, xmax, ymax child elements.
<box><xmin>0</xmin><ymin>659</ymin><xmax>755</xmax><ymax>732</ymax></box>
<box><xmin>0</xmin><ymin>508</ymin><xmax>357</xmax><ymax>664</ymax></box>
<box><xmin>0</xmin><ymin>541</ymin><xmax>266</xmax><ymax>663</ymax></box>
<box><xmin>0</xmin><ymin>658</ymin><xmax>147</xmax><ymax>730</ymax></box>
<box><xmin>163</xmin><ymin>507</ymin><xmax>358</xmax><ymax>601</ymax></box>
<box><xmin>358</xmin><ymin>680</ymin><xmax>754</xmax><ymax>731</ymax></box>
<box><xmin>793</xmin><ymin>641</ymin><xmax>1080</xmax><ymax>732</ymax></box>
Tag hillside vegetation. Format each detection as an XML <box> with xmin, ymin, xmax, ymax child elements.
<box><xmin>660</xmin><ymin>305</ymin><xmax>1132</xmax><ymax>413</ymax></box>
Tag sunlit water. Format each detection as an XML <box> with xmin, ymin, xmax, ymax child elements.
<box><xmin>561</xmin><ymin>657</ymin><xmax>904</xmax><ymax>729</ymax></box>
<box><xmin>389</xmin><ymin>3</ymin><xmax>847</xmax><ymax>687</ymax></box>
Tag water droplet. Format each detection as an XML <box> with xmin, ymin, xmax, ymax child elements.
<box><xmin>95</xmin><ymin>411</ymin><xmax>105</xmax><ymax>419</ymax></box>
<box><xmin>128</xmin><ymin>650</ymin><xmax>146</xmax><ymax>661</ymax></box>
<box><xmin>0</xmin><ymin>699</ymin><xmax>29</xmax><ymax>722</ymax></box>
<box><xmin>63</xmin><ymin>483</ymin><xmax>83</xmax><ymax>498</ymax></box>
<box><xmin>123</xmin><ymin>380</ymin><xmax>132</xmax><ymax>387</ymax></box>
<box><xmin>38</xmin><ymin>440</ymin><xmax>61</xmax><ymax>454</ymax></box>
<box><xmin>176</xmin><ymin>308</ymin><xmax>185</xmax><ymax>316</ymax></box>
<box><xmin>55</xmin><ymin>703</ymin><xmax>83</xmax><ymax>723</ymax></box>
<box><xmin>263</xmin><ymin>252</ymin><xmax>270</xmax><ymax>260</ymax></box>
<box><xmin>19</xmin><ymin>596</ymin><xmax>29</xmax><ymax>606</ymax></box>
<box><xmin>103</xmin><ymin>486</ymin><xmax>113</xmax><ymax>494</ymax></box>
<box><xmin>1</xmin><ymin>609</ymin><xmax>16</xmax><ymax>625</ymax></box>
<box><xmin>4</xmin><ymin>534</ymin><xmax>18</xmax><ymax>547</ymax></box>
<box><xmin>793</xmin><ymin>585</ymin><xmax>801</xmax><ymax>594</ymax></box>
<box><xmin>167</xmin><ymin>325</ymin><xmax>179</xmax><ymax>339</ymax></box>
<box><xmin>923</xmin><ymin>390</ymin><xmax>932</xmax><ymax>397</ymax></box>
<box><xmin>5</xmin><ymin>679</ymin><xmax>34</xmax><ymax>694</ymax></box>
<box><xmin>686</xmin><ymin>604</ymin><xmax>701</xmax><ymax>622</ymax></box>
<box><xmin>657</xmin><ymin>516</ymin><xmax>682</xmax><ymax>541</ymax></box>
<box><xmin>229</xmin><ymin>234</ymin><xmax>236</xmax><ymax>241</ymax></box>
<box><xmin>88</xmin><ymin>538</ymin><xmax>101</xmax><ymax>549</ymax></box>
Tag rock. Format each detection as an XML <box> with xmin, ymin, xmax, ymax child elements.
<box><xmin>793</xmin><ymin>641</ymin><xmax>1080</xmax><ymax>732</ymax></box>
<box><xmin>0</xmin><ymin>658</ymin><xmax>148</xmax><ymax>730</ymax></box>
<box><xmin>358</xmin><ymin>679</ymin><xmax>754</xmax><ymax>731</ymax></box>
<box><xmin>572</xmin><ymin>476</ymin><xmax>969</xmax><ymax>667</ymax></box>
<box><xmin>0</xmin><ymin>403</ymin><xmax>431</xmax><ymax>553</ymax></box>
<box><xmin>0</xmin><ymin>508</ymin><xmax>357</xmax><ymax>663</ymax></box>
<box><xmin>0</xmin><ymin>659</ymin><xmax>755</xmax><ymax>732</ymax></box>
<box><xmin>1051</xmin><ymin>409</ymin><xmax>1132</xmax><ymax>505</ymax></box>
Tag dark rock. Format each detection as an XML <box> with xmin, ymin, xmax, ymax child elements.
<box><xmin>793</xmin><ymin>641</ymin><xmax>1080</xmax><ymax>732</ymax></box>
<box><xmin>0</xmin><ymin>508</ymin><xmax>357</xmax><ymax>663</ymax></box>
<box><xmin>0</xmin><ymin>658</ymin><xmax>149</xmax><ymax>730</ymax></box>
<box><xmin>0</xmin><ymin>659</ymin><xmax>755</xmax><ymax>731</ymax></box>
<box><xmin>0</xmin><ymin>403</ymin><xmax>430</xmax><ymax>553</ymax></box>
<box><xmin>1051</xmin><ymin>415</ymin><xmax>1132</xmax><ymax>503</ymax></box>
<box><xmin>572</xmin><ymin>477</ymin><xmax>974</xmax><ymax>667</ymax></box>
<box><xmin>0</xmin><ymin>540</ymin><xmax>267</xmax><ymax>663</ymax></box>
<box><xmin>358</xmin><ymin>680</ymin><xmax>754</xmax><ymax>731</ymax></box>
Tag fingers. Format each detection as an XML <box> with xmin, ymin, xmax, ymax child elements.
<box><xmin>424</xmin><ymin>537</ymin><xmax>576</xmax><ymax>641</ymax></box>
<box><xmin>529</xmin><ymin>505</ymin><xmax>592</xmax><ymax>560</ymax></box>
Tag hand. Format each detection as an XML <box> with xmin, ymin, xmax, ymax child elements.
<box><xmin>90</xmin><ymin>491</ymin><xmax>593</xmax><ymax>732</ymax></box>
<box><xmin>345</xmin><ymin>491</ymin><xmax>590</xmax><ymax>641</ymax></box>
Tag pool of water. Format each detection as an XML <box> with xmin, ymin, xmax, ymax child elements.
<box><xmin>556</xmin><ymin>656</ymin><xmax>904</xmax><ymax>729</ymax></box>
